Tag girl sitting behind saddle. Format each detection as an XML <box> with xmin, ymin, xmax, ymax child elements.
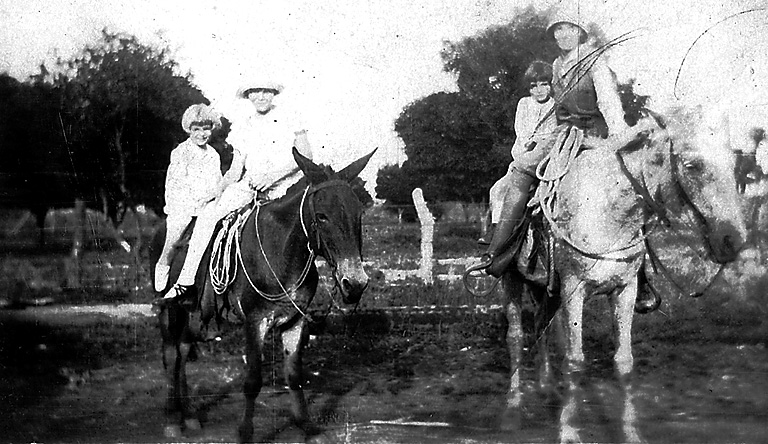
<box><xmin>154</xmin><ymin>104</ymin><xmax>240</xmax><ymax>293</ymax></box>
<box><xmin>479</xmin><ymin>60</ymin><xmax>557</xmax><ymax>246</ymax></box>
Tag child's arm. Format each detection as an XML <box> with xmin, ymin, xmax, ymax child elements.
<box><xmin>222</xmin><ymin>148</ymin><xmax>245</xmax><ymax>186</ymax></box>
<box><xmin>294</xmin><ymin>130</ymin><xmax>313</xmax><ymax>160</ymax></box>
<box><xmin>164</xmin><ymin>147</ymin><xmax>193</xmax><ymax>210</ymax></box>
<box><xmin>511</xmin><ymin>98</ymin><xmax>534</xmax><ymax>159</ymax></box>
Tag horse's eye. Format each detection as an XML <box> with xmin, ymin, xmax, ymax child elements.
<box><xmin>316</xmin><ymin>213</ymin><xmax>329</xmax><ymax>223</ymax></box>
<box><xmin>683</xmin><ymin>159</ymin><xmax>704</xmax><ymax>172</ymax></box>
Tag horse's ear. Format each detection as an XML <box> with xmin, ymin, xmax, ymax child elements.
<box><xmin>293</xmin><ymin>147</ymin><xmax>328</xmax><ymax>184</ymax></box>
<box><xmin>336</xmin><ymin>149</ymin><xmax>377</xmax><ymax>182</ymax></box>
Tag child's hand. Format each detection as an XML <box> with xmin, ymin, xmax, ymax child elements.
<box><xmin>248</xmin><ymin>173</ymin><xmax>279</xmax><ymax>192</ymax></box>
<box><xmin>196</xmin><ymin>195</ymin><xmax>215</xmax><ymax>207</ymax></box>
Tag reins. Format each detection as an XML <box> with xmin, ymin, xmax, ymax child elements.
<box><xmin>236</xmin><ymin>180</ymin><xmax>353</xmax><ymax>317</ymax></box>
<box><xmin>465</xmin><ymin>117</ymin><xmax>726</xmax><ymax>297</ymax></box>
<box><xmin>535</xmin><ymin>127</ymin><xmax>649</xmax><ymax>262</ymax></box>
<box><xmin>643</xmin><ymin>140</ymin><xmax>730</xmax><ymax>298</ymax></box>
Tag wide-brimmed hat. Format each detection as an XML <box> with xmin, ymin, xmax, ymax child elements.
<box><xmin>546</xmin><ymin>4</ymin><xmax>589</xmax><ymax>41</ymax></box>
<box><xmin>236</xmin><ymin>78</ymin><xmax>284</xmax><ymax>98</ymax></box>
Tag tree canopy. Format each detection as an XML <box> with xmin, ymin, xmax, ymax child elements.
<box><xmin>53</xmin><ymin>29</ymin><xmax>208</xmax><ymax>214</ymax></box>
<box><xmin>376</xmin><ymin>7</ymin><xmax>649</xmax><ymax>209</ymax></box>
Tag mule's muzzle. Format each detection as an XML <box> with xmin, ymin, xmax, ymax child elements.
<box><xmin>335</xmin><ymin>258</ymin><xmax>369</xmax><ymax>304</ymax></box>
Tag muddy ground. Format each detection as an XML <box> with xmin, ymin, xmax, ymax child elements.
<box><xmin>0</xmin><ymin>291</ymin><xmax>766</xmax><ymax>444</ymax></box>
<box><xmin>1</xmin><ymin>209</ymin><xmax>767</xmax><ymax>443</ymax></box>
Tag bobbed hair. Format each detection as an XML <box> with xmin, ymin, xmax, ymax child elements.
<box><xmin>523</xmin><ymin>61</ymin><xmax>553</xmax><ymax>85</ymax></box>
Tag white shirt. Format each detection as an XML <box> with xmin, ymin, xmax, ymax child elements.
<box><xmin>227</xmin><ymin>105</ymin><xmax>307</xmax><ymax>198</ymax></box>
<box><xmin>510</xmin><ymin>96</ymin><xmax>556</xmax><ymax>159</ymax></box>
<box><xmin>164</xmin><ymin>139</ymin><xmax>222</xmax><ymax>216</ymax></box>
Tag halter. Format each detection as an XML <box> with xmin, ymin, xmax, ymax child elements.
<box><xmin>617</xmin><ymin>131</ymin><xmax>729</xmax><ymax>298</ymax></box>
<box><xmin>236</xmin><ymin>179</ymin><xmax>355</xmax><ymax>317</ymax></box>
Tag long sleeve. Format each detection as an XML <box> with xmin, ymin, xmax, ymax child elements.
<box><xmin>223</xmin><ymin>148</ymin><xmax>245</xmax><ymax>186</ymax></box>
<box><xmin>164</xmin><ymin>148</ymin><xmax>194</xmax><ymax>212</ymax></box>
<box><xmin>591</xmin><ymin>59</ymin><xmax>629</xmax><ymax>135</ymax></box>
<box><xmin>163</xmin><ymin>142</ymin><xmax>223</xmax><ymax>216</ymax></box>
<box><xmin>511</xmin><ymin>98</ymin><xmax>533</xmax><ymax>158</ymax></box>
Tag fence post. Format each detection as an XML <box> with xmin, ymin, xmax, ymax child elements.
<box><xmin>411</xmin><ymin>188</ymin><xmax>434</xmax><ymax>285</ymax></box>
<box><xmin>64</xmin><ymin>198</ymin><xmax>85</xmax><ymax>288</ymax></box>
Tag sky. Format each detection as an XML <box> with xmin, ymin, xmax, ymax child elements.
<box><xmin>2</xmin><ymin>0</ymin><xmax>768</xmax><ymax>193</ymax></box>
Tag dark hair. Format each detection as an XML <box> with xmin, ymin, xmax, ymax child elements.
<box><xmin>523</xmin><ymin>61</ymin><xmax>553</xmax><ymax>85</ymax></box>
<box><xmin>244</xmin><ymin>87</ymin><xmax>279</xmax><ymax>96</ymax></box>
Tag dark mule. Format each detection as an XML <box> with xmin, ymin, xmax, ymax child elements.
<box><xmin>468</xmin><ymin>108</ymin><xmax>747</xmax><ymax>442</ymax></box>
<box><xmin>150</xmin><ymin>148</ymin><xmax>375</xmax><ymax>441</ymax></box>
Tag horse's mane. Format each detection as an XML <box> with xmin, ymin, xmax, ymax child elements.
<box><xmin>660</xmin><ymin>106</ymin><xmax>736</xmax><ymax>169</ymax></box>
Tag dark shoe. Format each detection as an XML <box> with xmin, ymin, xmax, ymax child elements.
<box><xmin>153</xmin><ymin>284</ymin><xmax>196</xmax><ymax>308</ymax></box>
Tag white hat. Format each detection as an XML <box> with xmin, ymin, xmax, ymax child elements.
<box><xmin>546</xmin><ymin>4</ymin><xmax>589</xmax><ymax>41</ymax></box>
<box><xmin>236</xmin><ymin>78</ymin><xmax>284</xmax><ymax>98</ymax></box>
<box><xmin>181</xmin><ymin>104</ymin><xmax>222</xmax><ymax>133</ymax></box>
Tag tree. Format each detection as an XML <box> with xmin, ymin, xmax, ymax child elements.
<box><xmin>377</xmin><ymin>8</ymin><xmax>556</xmax><ymax>206</ymax></box>
<box><xmin>0</xmin><ymin>72</ymin><xmax>76</xmax><ymax>226</ymax></box>
<box><xmin>377</xmin><ymin>6</ymin><xmax>650</xmax><ymax>207</ymax></box>
<box><xmin>441</xmin><ymin>6</ymin><xmax>558</xmax><ymax>143</ymax></box>
<box><xmin>53</xmin><ymin>29</ymin><xmax>208</xmax><ymax>214</ymax></box>
<box><xmin>385</xmin><ymin>92</ymin><xmax>503</xmax><ymax>204</ymax></box>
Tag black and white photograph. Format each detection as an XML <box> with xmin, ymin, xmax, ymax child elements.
<box><xmin>1</xmin><ymin>1</ymin><xmax>766</xmax><ymax>442</ymax></box>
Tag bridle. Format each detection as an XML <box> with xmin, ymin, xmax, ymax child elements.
<box><xmin>236</xmin><ymin>179</ymin><xmax>358</xmax><ymax>316</ymax></box>
<box><xmin>617</xmin><ymin>129</ymin><xmax>729</xmax><ymax>298</ymax></box>
<box><xmin>301</xmin><ymin>179</ymin><xmax>360</xmax><ymax>269</ymax></box>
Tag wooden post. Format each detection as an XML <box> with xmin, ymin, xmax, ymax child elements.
<box><xmin>64</xmin><ymin>198</ymin><xmax>85</xmax><ymax>288</ymax></box>
<box><xmin>411</xmin><ymin>188</ymin><xmax>434</xmax><ymax>285</ymax></box>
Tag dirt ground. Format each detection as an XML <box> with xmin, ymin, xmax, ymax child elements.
<box><xmin>1</xmin><ymin>208</ymin><xmax>767</xmax><ymax>443</ymax></box>
<box><xmin>0</xmin><ymin>293</ymin><xmax>766</xmax><ymax>444</ymax></box>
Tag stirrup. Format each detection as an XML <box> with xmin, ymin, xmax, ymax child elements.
<box><xmin>463</xmin><ymin>255</ymin><xmax>502</xmax><ymax>297</ymax></box>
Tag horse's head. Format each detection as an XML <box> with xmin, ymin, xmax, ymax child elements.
<box><xmin>641</xmin><ymin>108</ymin><xmax>747</xmax><ymax>264</ymax></box>
<box><xmin>293</xmin><ymin>148</ymin><xmax>376</xmax><ymax>304</ymax></box>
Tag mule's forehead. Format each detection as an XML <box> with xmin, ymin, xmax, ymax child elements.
<box><xmin>666</xmin><ymin>107</ymin><xmax>736</xmax><ymax>170</ymax></box>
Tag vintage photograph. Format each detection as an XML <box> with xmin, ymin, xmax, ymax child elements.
<box><xmin>1</xmin><ymin>1</ymin><xmax>766</xmax><ymax>442</ymax></box>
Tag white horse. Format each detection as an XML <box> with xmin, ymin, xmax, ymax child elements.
<box><xmin>472</xmin><ymin>107</ymin><xmax>747</xmax><ymax>443</ymax></box>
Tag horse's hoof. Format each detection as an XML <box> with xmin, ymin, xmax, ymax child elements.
<box><xmin>499</xmin><ymin>408</ymin><xmax>522</xmax><ymax>431</ymax></box>
<box><xmin>297</xmin><ymin>419</ymin><xmax>322</xmax><ymax>436</ymax></box>
<box><xmin>163</xmin><ymin>424</ymin><xmax>183</xmax><ymax>439</ymax></box>
<box><xmin>184</xmin><ymin>418</ymin><xmax>202</xmax><ymax>431</ymax></box>
<box><xmin>634</xmin><ymin>292</ymin><xmax>661</xmax><ymax>314</ymax></box>
<box><xmin>237</xmin><ymin>423</ymin><xmax>254</xmax><ymax>443</ymax></box>
<box><xmin>559</xmin><ymin>425</ymin><xmax>582</xmax><ymax>444</ymax></box>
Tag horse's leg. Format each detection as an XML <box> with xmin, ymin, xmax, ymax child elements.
<box><xmin>159</xmin><ymin>306</ymin><xmax>184</xmax><ymax>438</ymax></box>
<box><xmin>237</xmin><ymin>314</ymin><xmax>267</xmax><ymax>443</ymax></box>
<box><xmin>557</xmin><ymin>275</ymin><xmax>586</xmax><ymax>444</ymax></box>
<box><xmin>281</xmin><ymin>319</ymin><xmax>313</xmax><ymax>430</ymax></box>
<box><xmin>177</xmin><ymin>339</ymin><xmax>201</xmax><ymax>432</ymax></box>
<box><xmin>500</xmin><ymin>271</ymin><xmax>525</xmax><ymax>431</ymax></box>
<box><xmin>611</xmin><ymin>282</ymin><xmax>641</xmax><ymax>442</ymax></box>
<box><xmin>534</xmin><ymin>284</ymin><xmax>561</xmax><ymax>393</ymax></box>
<box><xmin>560</xmin><ymin>276</ymin><xmax>586</xmax><ymax>373</ymax></box>
<box><xmin>612</xmin><ymin>282</ymin><xmax>636</xmax><ymax>379</ymax></box>
<box><xmin>159</xmin><ymin>305</ymin><xmax>200</xmax><ymax>438</ymax></box>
